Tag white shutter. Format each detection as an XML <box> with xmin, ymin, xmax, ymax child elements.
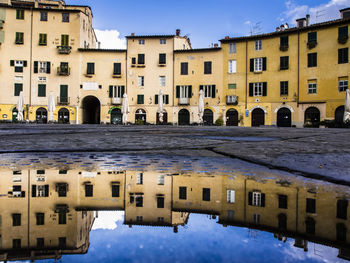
<box><xmin>227</xmin><ymin>190</ymin><xmax>235</xmax><ymax>203</ymax></box>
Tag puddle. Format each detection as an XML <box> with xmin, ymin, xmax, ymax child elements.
<box><xmin>0</xmin><ymin>153</ymin><xmax>349</xmax><ymax>262</ymax></box>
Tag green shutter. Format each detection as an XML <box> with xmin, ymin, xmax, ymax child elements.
<box><xmin>121</xmin><ymin>86</ymin><xmax>125</xmax><ymax>96</ymax></box>
<box><xmin>212</xmin><ymin>85</ymin><xmax>216</xmax><ymax>98</ymax></box>
<box><xmin>165</xmin><ymin>95</ymin><xmax>169</xmax><ymax>104</ymax></box>
<box><xmin>188</xmin><ymin>86</ymin><xmax>192</xmax><ymax>98</ymax></box>
<box><xmin>263</xmin><ymin>57</ymin><xmax>267</xmax><ymax>71</ymax></box>
<box><xmin>46</xmin><ymin>61</ymin><xmax>51</xmax><ymax>74</ymax></box>
<box><xmin>199</xmin><ymin>85</ymin><xmax>203</xmax><ymax>91</ymax></box>
<box><xmin>114</xmin><ymin>63</ymin><xmax>121</xmax><ymax>75</ymax></box>
<box><xmin>176</xmin><ymin>86</ymin><xmax>180</xmax><ymax>98</ymax></box>
<box><xmin>155</xmin><ymin>95</ymin><xmax>158</xmax><ymax>104</ymax></box>
<box><xmin>137</xmin><ymin>95</ymin><xmax>144</xmax><ymax>104</ymax></box>
<box><xmin>228</xmin><ymin>84</ymin><xmax>236</xmax><ymax>89</ymax></box>
<box><xmin>14</xmin><ymin>84</ymin><xmax>22</xmax><ymax>96</ymax></box>
<box><xmin>10</xmin><ymin>60</ymin><xmax>14</xmax><ymax>67</ymax></box>
<box><xmin>263</xmin><ymin>82</ymin><xmax>267</xmax><ymax>96</ymax></box>
<box><xmin>250</xmin><ymin>59</ymin><xmax>254</xmax><ymax>72</ymax></box>
<box><xmin>109</xmin><ymin>86</ymin><xmax>113</xmax><ymax>98</ymax></box>
<box><xmin>61</xmin><ymin>35</ymin><xmax>69</xmax><ymax>46</ymax></box>
<box><xmin>249</xmin><ymin>83</ymin><xmax>253</xmax><ymax>97</ymax></box>
<box><xmin>60</xmin><ymin>85</ymin><xmax>68</xmax><ymax>102</ymax></box>
<box><xmin>38</xmin><ymin>84</ymin><xmax>46</xmax><ymax>97</ymax></box>
<box><xmin>34</xmin><ymin>61</ymin><xmax>38</xmax><ymax>73</ymax></box>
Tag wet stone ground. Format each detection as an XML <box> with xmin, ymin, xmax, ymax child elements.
<box><xmin>0</xmin><ymin>124</ymin><xmax>349</xmax><ymax>185</ymax></box>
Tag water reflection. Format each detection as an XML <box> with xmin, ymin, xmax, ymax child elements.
<box><xmin>0</xmin><ymin>157</ymin><xmax>350</xmax><ymax>262</ymax></box>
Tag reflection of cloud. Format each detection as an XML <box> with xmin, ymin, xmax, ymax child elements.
<box><xmin>281</xmin><ymin>0</ymin><xmax>350</xmax><ymax>25</ymax></box>
<box><xmin>92</xmin><ymin>211</ymin><xmax>124</xmax><ymax>230</ymax></box>
<box><xmin>244</xmin><ymin>21</ymin><xmax>251</xmax><ymax>25</ymax></box>
<box><xmin>95</xmin><ymin>29</ymin><xmax>126</xmax><ymax>49</ymax></box>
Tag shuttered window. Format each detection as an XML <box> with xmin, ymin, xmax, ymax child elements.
<box><xmin>16</xmin><ymin>9</ymin><xmax>24</xmax><ymax>20</ymax></box>
<box><xmin>306</xmin><ymin>198</ymin><xmax>316</xmax><ymax>213</ymax></box>
<box><xmin>85</xmin><ymin>184</ymin><xmax>93</xmax><ymax>197</ymax></box>
<box><xmin>249</xmin><ymin>82</ymin><xmax>267</xmax><ymax>97</ymax></box>
<box><xmin>308</xmin><ymin>53</ymin><xmax>317</xmax><ymax>67</ymax></box>
<box><xmin>339</xmin><ymin>26</ymin><xmax>348</xmax><ymax>39</ymax></box>
<box><xmin>278</xmin><ymin>195</ymin><xmax>288</xmax><ymax>209</ymax></box>
<box><xmin>58</xmin><ymin>211</ymin><xmax>67</xmax><ymax>224</ymax></box>
<box><xmin>337</xmin><ymin>200</ymin><xmax>348</xmax><ymax>219</ymax></box>
<box><xmin>113</xmin><ymin>63</ymin><xmax>121</xmax><ymax>75</ymax></box>
<box><xmin>176</xmin><ymin>86</ymin><xmax>192</xmax><ymax>98</ymax></box>
<box><xmin>87</xmin><ymin>63</ymin><xmax>95</xmax><ymax>74</ymax></box>
<box><xmin>14</xmin><ymin>83</ymin><xmax>23</xmax><ymax>96</ymax></box>
<box><xmin>202</xmin><ymin>188</ymin><xmax>210</xmax><ymax>201</ymax></box>
<box><xmin>181</xmin><ymin>62</ymin><xmax>188</xmax><ymax>75</ymax></box>
<box><xmin>248</xmin><ymin>191</ymin><xmax>265</xmax><ymax>207</ymax></box>
<box><xmin>155</xmin><ymin>94</ymin><xmax>169</xmax><ymax>104</ymax></box>
<box><xmin>157</xmin><ymin>196</ymin><xmax>165</xmax><ymax>208</ymax></box>
<box><xmin>137</xmin><ymin>95</ymin><xmax>144</xmax><ymax>104</ymax></box>
<box><xmin>280</xmin><ymin>36</ymin><xmax>289</xmax><ymax>47</ymax></box>
<box><xmin>179</xmin><ymin>187</ymin><xmax>187</xmax><ymax>200</ymax></box>
<box><xmin>227</xmin><ymin>190</ymin><xmax>235</xmax><ymax>203</ymax></box>
<box><xmin>138</xmin><ymin>54</ymin><xmax>145</xmax><ymax>64</ymax></box>
<box><xmin>15</xmin><ymin>32</ymin><xmax>24</xmax><ymax>44</ymax></box>
<box><xmin>200</xmin><ymin>85</ymin><xmax>216</xmax><ymax>98</ymax></box>
<box><xmin>60</xmin><ymin>85</ymin><xmax>68</xmax><ymax>103</ymax></box>
<box><xmin>38</xmin><ymin>84</ymin><xmax>46</xmax><ymax>97</ymax></box>
<box><xmin>308</xmin><ymin>32</ymin><xmax>317</xmax><ymax>43</ymax></box>
<box><xmin>61</xmin><ymin>34</ymin><xmax>69</xmax><ymax>46</ymax></box>
<box><xmin>40</xmin><ymin>11</ymin><xmax>48</xmax><ymax>21</ymax></box>
<box><xmin>112</xmin><ymin>184</ymin><xmax>120</xmax><ymax>197</ymax></box>
<box><xmin>159</xmin><ymin>53</ymin><xmax>166</xmax><ymax>64</ymax></box>
<box><xmin>338</xmin><ymin>48</ymin><xmax>349</xmax><ymax>64</ymax></box>
<box><xmin>36</xmin><ymin>213</ymin><xmax>45</xmax><ymax>225</ymax></box>
<box><xmin>204</xmin><ymin>61</ymin><xmax>212</xmax><ymax>74</ymax></box>
<box><xmin>280</xmin><ymin>81</ymin><xmax>288</xmax><ymax>96</ymax></box>
<box><xmin>62</xmin><ymin>13</ymin><xmax>69</xmax><ymax>22</ymax></box>
<box><xmin>39</xmin><ymin>33</ymin><xmax>47</xmax><ymax>45</ymax></box>
<box><xmin>136</xmin><ymin>196</ymin><xmax>143</xmax><ymax>207</ymax></box>
<box><xmin>280</xmin><ymin>56</ymin><xmax>289</xmax><ymax>70</ymax></box>
<box><xmin>12</xmin><ymin>214</ymin><xmax>21</xmax><ymax>226</ymax></box>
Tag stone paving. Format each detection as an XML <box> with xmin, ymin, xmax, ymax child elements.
<box><xmin>0</xmin><ymin>124</ymin><xmax>349</xmax><ymax>184</ymax></box>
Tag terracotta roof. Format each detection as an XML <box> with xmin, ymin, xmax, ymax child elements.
<box><xmin>220</xmin><ymin>17</ymin><xmax>350</xmax><ymax>43</ymax></box>
<box><xmin>126</xmin><ymin>35</ymin><xmax>175</xmax><ymax>39</ymax></box>
<box><xmin>78</xmin><ymin>48</ymin><xmax>126</xmax><ymax>53</ymax></box>
<box><xmin>174</xmin><ymin>47</ymin><xmax>221</xmax><ymax>53</ymax></box>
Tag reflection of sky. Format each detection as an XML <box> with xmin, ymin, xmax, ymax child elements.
<box><xmin>60</xmin><ymin>214</ymin><xmax>347</xmax><ymax>263</ymax></box>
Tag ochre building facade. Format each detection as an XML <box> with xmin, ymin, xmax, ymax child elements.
<box><xmin>0</xmin><ymin>0</ymin><xmax>349</xmax><ymax>127</ymax></box>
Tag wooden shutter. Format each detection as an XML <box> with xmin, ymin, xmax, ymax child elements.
<box><xmin>176</xmin><ymin>86</ymin><xmax>180</xmax><ymax>98</ymax></box>
<box><xmin>212</xmin><ymin>85</ymin><xmax>216</xmax><ymax>98</ymax></box>
<box><xmin>262</xmin><ymin>82</ymin><xmax>267</xmax><ymax>96</ymax></box>
<box><xmin>262</xmin><ymin>57</ymin><xmax>267</xmax><ymax>71</ymax></box>
<box><xmin>138</xmin><ymin>54</ymin><xmax>145</xmax><ymax>64</ymax></box>
<box><xmin>165</xmin><ymin>95</ymin><xmax>169</xmax><ymax>104</ymax></box>
<box><xmin>249</xmin><ymin>83</ymin><xmax>254</xmax><ymax>97</ymax></box>
<box><xmin>46</xmin><ymin>62</ymin><xmax>51</xmax><ymax>73</ymax></box>
<box><xmin>38</xmin><ymin>84</ymin><xmax>46</xmax><ymax>97</ymax></box>
<box><xmin>337</xmin><ymin>200</ymin><xmax>348</xmax><ymax>220</ymax></box>
<box><xmin>23</xmin><ymin>61</ymin><xmax>27</xmax><ymax>67</ymax></box>
<box><xmin>199</xmin><ymin>85</ymin><xmax>203</xmax><ymax>90</ymax></box>
<box><xmin>188</xmin><ymin>85</ymin><xmax>192</xmax><ymax>98</ymax></box>
<box><xmin>10</xmin><ymin>60</ymin><xmax>14</xmax><ymax>66</ymax></box>
<box><xmin>121</xmin><ymin>86</ymin><xmax>125</xmax><ymax>96</ymax></box>
<box><xmin>250</xmin><ymin>59</ymin><xmax>254</xmax><ymax>72</ymax></box>
<box><xmin>114</xmin><ymin>63</ymin><xmax>121</xmax><ymax>75</ymax></box>
<box><xmin>32</xmin><ymin>185</ymin><xmax>36</xmax><ymax>197</ymax></box>
<box><xmin>248</xmin><ymin>192</ymin><xmax>252</xmax><ymax>205</ymax></box>
<box><xmin>112</xmin><ymin>185</ymin><xmax>120</xmax><ymax>197</ymax></box>
<box><xmin>34</xmin><ymin>61</ymin><xmax>38</xmax><ymax>73</ymax></box>
<box><xmin>159</xmin><ymin>53</ymin><xmax>166</xmax><ymax>64</ymax></box>
<box><xmin>44</xmin><ymin>185</ymin><xmax>49</xmax><ymax>197</ymax></box>
<box><xmin>306</xmin><ymin>198</ymin><xmax>316</xmax><ymax>213</ymax></box>
<box><xmin>179</xmin><ymin>187</ymin><xmax>187</xmax><ymax>200</ymax></box>
<box><xmin>109</xmin><ymin>86</ymin><xmax>113</xmax><ymax>98</ymax></box>
<box><xmin>60</xmin><ymin>85</ymin><xmax>68</xmax><ymax>99</ymax></box>
<box><xmin>261</xmin><ymin>193</ymin><xmax>265</xmax><ymax>207</ymax></box>
<box><xmin>132</xmin><ymin>57</ymin><xmax>136</xmax><ymax>64</ymax></box>
<box><xmin>155</xmin><ymin>94</ymin><xmax>158</xmax><ymax>104</ymax></box>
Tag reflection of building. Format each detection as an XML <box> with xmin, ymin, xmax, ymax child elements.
<box><xmin>0</xmin><ymin>168</ymin><xmax>349</xmax><ymax>261</ymax></box>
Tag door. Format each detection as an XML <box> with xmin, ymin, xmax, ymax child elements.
<box><xmin>12</xmin><ymin>108</ymin><xmax>18</xmax><ymax>123</ymax></box>
<box><xmin>178</xmin><ymin>109</ymin><xmax>190</xmax><ymax>125</ymax></box>
<box><xmin>58</xmin><ymin>108</ymin><xmax>70</xmax><ymax>124</ymax></box>
<box><xmin>203</xmin><ymin>109</ymin><xmax>213</xmax><ymax>126</ymax></box>
<box><xmin>335</xmin><ymin>106</ymin><xmax>345</xmax><ymax>127</ymax></box>
<box><xmin>277</xmin><ymin>107</ymin><xmax>292</xmax><ymax>127</ymax></box>
<box><xmin>135</xmin><ymin>109</ymin><xmax>146</xmax><ymax>124</ymax></box>
<box><xmin>226</xmin><ymin>109</ymin><xmax>238</xmax><ymax>126</ymax></box>
<box><xmin>251</xmin><ymin>108</ymin><xmax>265</xmax><ymax>127</ymax></box>
<box><xmin>111</xmin><ymin>108</ymin><xmax>122</xmax><ymax>125</ymax></box>
<box><xmin>156</xmin><ymin>111</ymin><xmax>168</xmax><ymax>125</ymax></box>
<box><xmin>304</xmin><ymin>107</ymin><xmax>320</xmax><ymax>128</ymax></box>
<box><xmin>36</xmin><ymin>107</ymin><xmax>48</xmax><ymax>124</ymax></box>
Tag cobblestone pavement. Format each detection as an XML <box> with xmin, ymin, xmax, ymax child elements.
<box><xmin>0</xmin><ymin>124</ymin><xmax>349</xmax><ymax>184</ymax></box>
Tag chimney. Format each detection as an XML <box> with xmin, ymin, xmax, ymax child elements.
<box><xmin>131</xmin><ymin>33</ymin><xmax>135</xmax><ymax>36</ymax></box>
<box><xmin>214</xmin><ymin>43</ymin><xmax>218</xmax><ymax>48</ymax></box>
<box><xmin>176</xmin><ymin>29</ymin><xmax>181</xmax><ymax>36</ymax></box>
<box><xmin>276</xmin><ymin>27</ymin><xmax>280</xmax><ymax>32</ymax></box>
<box><xmin>340</xmin><ymin>7</ymin><xmax>350</xmax><ymax>19</ymax></box>
<box><xmin>306</xmin><ymin>14</ymin><xmax>310</xmax><ymax>26</ymax></box>
<box><xmin>296</xmin><ymin>18</ymin><xmax>307</xmax><ymax>28</ymax></box>
<box><xmin>225</xmin><ymin>36</ymin><xmax>230</xmax><ymax>39</ymax></box>
<box><xmin>98</xmin><ymin>41</ymin><xmax>101</xmax><ymax>49</ymax></box>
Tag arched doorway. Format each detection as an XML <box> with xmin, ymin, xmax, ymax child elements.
<box><xmin>82</xmin><ymin>96</ymin><xmax>100</xmax><ymax>124</ymax></box>
<box><xmin>251</xmin><ymin>108</ymin><xmax>265</xmax><ymax>127</ymax></box>
<box><xmin>58</xmin><ymin>108</ymin><xmax>70</xmax><ymax>124</ymax></box>
<box><xmin>111</xmin><ymin>108</ymin><xmax>122</xmax><ymax>125</ymax></box>
<box><xmin>226</xmin><ymin>109</ymin><xmax>238</xmax><ymax>126</ymax></box>
<box><xmin>178</xmin><ymin>109</ymin><xmax>190</xmax><ymax>125</ymax></box>
<box><xmin>135</xmin><ymin>109</ymin><xmax>146</xmax><ymax>124</ymax></box>
<box><xmin>36</xmin><ymin>107</ymin><xmax>47</xmax><ymax>124</ymax></box>
<box><xmin>304</xmin><ymin>107</ymin><xmax>320</xmax><ymax>128</ymax></box>
<box><xmin>156</xmin><ymin>111</ymin><xmax>168</xmax><ymax>125</ymax></box>
<box><xmin>203</xmin><ymin>109</ymin><xmax>213</xmax><ymax>126</ymax></box>
<box><xmin>277</xmin><ymin>107</ymin><xmax>292</xmax><ymax>127</ymax></box>
<box><xmin>12</xmin><ymin>108</ymin><xmax>19</xmax><ymax>123</ymax></box>
<box><xmin>335</xmin><ymin>106</ymin><xmax>345</xmax><ymax>127</ymax></box>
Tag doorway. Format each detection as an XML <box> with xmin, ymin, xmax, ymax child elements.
<box><xmin>82</xmin><ymin>96</ymin><xmax>100</xmax><ymax>124</ymax></box>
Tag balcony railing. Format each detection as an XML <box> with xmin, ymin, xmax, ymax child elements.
<box><xmin>279</xmin><ymin>45</ymin><xmax>288</xmax><ymax>51</ymax></box>
<box><xmin>57</xmin><ymin>45</ymin><xmax>72</xmax><ymax>54</ymax></box>
<box><xmin>226</xmin><ymin>95</ymin><xmax>238</xmax><ymax>105</ymax></box>
<box><xmin>112</xmin><ymin>97</ymin><xmax>122</xmax><ymax>105</ymax></box>
<box><xmin>57</xmin><ymin>96</ymin><xmax>70</xmax><ymax>105</ymax></box>
<box><xmin>307</xmin><ymin>41</ymin><xmax>317</xmax><ymax>49</ymax></box>
<box><xmin>338</xmin><ymin>36</ymin><xmax>348</xmax><ymax>44</ymax></box>
<box><xmin>57</xmin><ymin>67</ymin><xmax>70</xmax><ymax>76</ymax></box>
<box><xmin>178</xmin><ymin>98</ymin><xmax>189</xmax><ymax>105</ymax></box>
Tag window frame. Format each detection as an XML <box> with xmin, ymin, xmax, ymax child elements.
<box><xmin>339</xmin><ymin>79</ymin><xmax>348</xmax><ymax>92</ymax></box>
<box><xmin>38</xmin><ymin>84</ymin><xmax>46</xmax><ymax>97</ymax></box>
<box><xmin>204</xmin><ymin>61</ymin><xmax>212</xmax><ymax>74</ymax></box>
<box><xmin>229</xmin><ymin>43</ymin><xmax>236</xmax><ymax>54</ymax></box>
<box><xmin>280</xmin><ymin>81</ymin><xmax>289</xmax><ymax>96</ymax></box>
<box><xmin>308</xmin><ymin>82</ymin><xmax>317</xmax><ymax>94</ymax></box>
<box><xmin>253</xmin><ymin>82</ymin><xmax>263</xmax><ymax>96</ymax></box>
<box><xmin>255</xmin><ymin>40</ymin><xmax>262</xmax><ymax>51</ymax></box>
<box><xmin>138</xmin><ymin>76</ymin><xmax>144</xmax><ymax>87</ymax></box>
<box><xmin>40</xmin><ymin>11</ymin><xmax>48</xmax><ymax>21</ymax></box>
<box><xmin>16</xmin><ymin>9</ymin><xmax>24</xmax><ymax>20</ymax></box>
<box><xmin>62</xmin><ymin>13</ymin><xmax>69</xmax><ymax>23</ymax></box>
<box><xmin>159</xmin><ymin>76</ymin><xmax>166</xmax><ymax>87</ymax></box>
<box><xmin>254</xmin><ymin>58</ymin><xmax>263</xmax><ymax>72</ymax></box>
<box><xmin>181</xmin><ymin>62</ymin><xmax>188</xmax><ymax>75</ymax></box>
<box><xmin>227</xmin><ymin>190</ymin><xmax>235</xmax><ymax>203</ymax></box>
<box><xmin>15</xmin><ymin>32</ymin><xmax>24</xmax><ymax>44</ymax></box>
<box><xmin>228</xmin><ymin>60</ymin><xmax>237</xmax><ymax>73</ymax></box>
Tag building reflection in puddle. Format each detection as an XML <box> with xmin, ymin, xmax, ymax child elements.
<box><xmin>0</xmin><ymin>167</ymin><xmax>350</xmax><ymax>262</ymax></box>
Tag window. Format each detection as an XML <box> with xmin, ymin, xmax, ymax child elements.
<box><xmin>138</xmin><ymin>76</ymin><xmax>144</xmax><ymax>87</ymax></box>
<box><xmin>38</xmin><ymin>61</ymin><xmax>49</xmax><ymax>73</ymax></box>
<box><xmin>255</xmin><ymin>40</ymin><xmax>262</xmax><ymax>50</ymax></box>
<box><xmin>337</xmin><ymin>223</ymin><xmax>347</xmax><ymax>241</ymax></box>
<box><xmin>307</xmin><ymin>53</ymin><xmax>317</xmax><ymax>67</ymax></box>
<box><xmin>158</xmin><ymin>217</ymin><xmax>164</xmax><ymax>223</ymax></box>
<box><xmin>112</xmin><ymin>184</ymin><xmax>120</xmax><ymax>197</ymax></box>
<box><xmin>176</xmin><ymin>85</ymin><xmax>192</xmax><ymax>98</ymax></box>
<box><xmin>249</xmin><ymin>82</ymin><xmax>267</xmax><ymax>96</ymax></box>
<box><xmin>253</xmin><ymin>214</ymin><xmax>260</xmax><ymax>224</ymax></box>
<box><xmin>13</xmin><ymin>239</ymin><xmax>21</xmax><ymax>249</ymax></box>
<box><xmin>229</xmin><ymin>43</ymin><xmax>236</xmax><ymax>54</ymax></box>
<box><xmin>157</xmin><ymin>196</ymin><xmax>164</xmax><ymax>208</ymax></box>
<box><xmin>113</xmin><ymin>63</ymin><xmax>121</xmax><ymax>75</ymax></box>
<box><xmin>109</xmin><ymin>85</ymin><xmax>125</xmax><ymax>98</ymax></box>
<box><xmin>61</xmin><ymin>34</ymin><xmax>69</xmax><ymax>46</ymax></box>
<box><xmin>87</xmin><ymin>63</ymin><xmax>95</xmax><ymax>74</ymax></box>
<box><xmin>159</xmin><ymin>76</ymin><xmax>166</xmax><ymax>87</ymax></box>
<box><xmin>280</xmin><ymin>36</ymin><xmax>289</xmax><ymax>48</ymax></box>
<box><xmin>308</xmin><ymin>32</ymin><xmax>317</xmax><ymax>44</ymax></box>
<box><xmin>305</xmin><ymin>217</ymin><xmax>315</xmax><ymax>235</ymax></box>
<box><xmin>155</xmin><ymin>94</ymin><xmax>169</xmax><ymax>104</ymax></box>
<box><xmin>339</xmin><ymin>26</ymin><xmax>348</xmax><ymax>40</ymax></box>
<box><xmin>58</xmin><ymin>211</ymin><xmax>67</xmax><ymax>225</ymax></box>
<box><xmin>136</xmin><ymin>173</ymin><xmax>143</xmax><ymax>184</ymax></box>
<box><xmin>59</xmin><ymin>237</ymin><xmax>66</xmax><ymax>248</ymax></box>
<box><xmin>339</xmin><ymin>78</ymin><xmax>348</xmax><ymax>92</ymax></box>
<box><xmin>62</xmin><ymin>13</ymin><xmax>69</xmax><ymax>22</ymax></box>
<box><xmin>137</xmin><ymin>95</ymin><xmax>144</xmax><ymax>104</ymax></box>
<box><xmin>33</xmin><ymin>185</ymin><xmax>49</xmax><ymax>197</ymax></box>
<box><xmin>139</xmin><ymin>39</ymin><xmax>145</xmax><ymax>45</ymax></box>
<box><xmin>136</xmin><ymin>216</ymin><xmax>143</xmax><ymax>222</ymax></box>
<box><xmin>227</xmin><ymin>190</ymin><xmax>235</xmax><ymax>203</ymax></box>
<box><xmin>338</xmin><ymin>48</ymin><xmax>348</xmax><ymax>64</ymax></box>
<box><xmin>228</xmin><ymin>60</ymin><xmax>237</xmax><ymax>73</ymax></box>
<box><xmin>253</xmin><ymin>192</ymin><xmax>261</xmax><ymax>206</ymax></box>
<box><xmin>59</xmin><ymin>62</ymin><xmax>69</xmax><ymax>75</ymax></box>
<box><xmin>136</xmin><ymin>195</ymin><xmax>143</xmax><ymax>207</ymax></box>
<box><xmin>278</xmin><ymin>195</ymin><xmax>288</xmax><ymax>209</ymax></box>
<box><xmin>39</xmin><ymin>33</ymin><xmax>47</xmax><ymax>46</ymax></box>
<box><xmin>228</xmin><ymin>84</ymin><xmax>236</xmax><ymax>89</ymax></box>
<box><xmin>85</xmin><ymin>184</ymin><xmax>93</xmax><ymax>197</ymax></box>
<box><xmin>40</xmin><ymin>11</ymin><xmax>48</xmax><ymax>21</ymax></box>
<box><xmin>13</xmin><ymin>60</ymin><xmax>25</xmax><ymax>72</ymax></box>
<box><xmin>181</xmin><ymin>62</ymin><xmax>188</xmax><ymax>75</ymax></box>
<box><xmin>14</xmin><ymin>83</ymin><xmax>23</xmax><ymax>96</ymax></box>
<box><xmin>337</xmin><ymin>200</ymin><xmax>348</xmax><ymax>220</ymax></box>
<box><xmin>159</xmin><ymin>53</ymin><xmax>166</xmax><ymax>65</ymax></box>
<box><xmin>12</xmin><ymin>214</ymin><xmax>21</xmax><ymax>226</ymax></box>
<box><xmin>248</xmin><ymin>191</ymin><xmax>265</xmax><ymax>207</ymax></box>
<box><xmin>158</xmin><ymin>175</ymin><xmax>164</xmax><ymax>185</ymax></box>
<box><xmin>280</xmin><ymin>81</ymin><xmax>289</xmax><ymax>96</ymax></box>
<box><xmin>57</xmin><ymin>183</ymin><xmax>67</xmax><ymax>197</ymax></box>
<box><xmin>280</xmin><ymin>56</ymin><xmax>289</xmax><ymax>70</ymax></box>
<box><xmin>200</xmin><ymin>85</ymin><xmax>216</xmax><ymax>98</ymax></box>
<box><xmin>16</xmin><ymin>9</ymin><xmax>24</xmax><ymax>20</ymax></box>
<box><xmin>202</xmin><ymin>188</ymin><xmax>210</xmax><ymax>201</ymax></box>
<box><xmin>254</xmin><ymin>58</ymin><xmax>262</xmax><ymax>71</ymax></box>
<box><xmin>204</xmin><ymin>61</ymin><xmax>212</xmax><ymax>74</ymax></box>
<box><xmin>306</xmin><ymin>198</ymin><xmax>316</xmax><ymax>213</ymax></box>
<box><xmin>131</xmin><ymin>57</ymin><xmax>136</xmax><ymax>65</ymax></box>
<box><xmin>308</xmin><ymin>81</ymin><xmax>317</xmax><ymax>94</ymax></box>
<box><xmin>36</xmin><ymin>213</ymin><xmax>45</xmax><ymax>225</ymax></box>
<box><xmin>254</xmin><ymin>83</ymin><xmax>262</xmax><ymax>96</ymax></box>
<box><xmin>227</xmin><ymin>210</ymin><xmax>234</xmax><ymax>220</ymax></box>
<box><xmin>37</xmin><ymin>238</ymin><xmax>44</xmax><ymax>248</ymax></box>
<box><xmin>37</xmin><ymin>170</ymin><xmax>45</xmax><ymax>175</ymax></box>
<box><xmin>38</xmin><ymin>84</ymin><xmax>46</xmax><ymax>97</ymax></box>
<box><xmin>138</xmin><ymin>54</ymin><xmax>145</xmax><ymax>64</ymax></box>
<box><xmin>15</xmin><ymin>32</ymin><xmax>24</xmax><ymax>44</ymax></box>
<box><xmin>179</xmin><ymin>187</ymin><xmax>187</xmax><ymax>200</ymax></box>
<box><xmin>160</xmin><ymin>39</ymin><xmax>166</xmax><ymax>44</ymax></box>
<box><xmin>60</xmin><ymin>85</ymin><xmax>68</xmax><ymax>103</ymax></box>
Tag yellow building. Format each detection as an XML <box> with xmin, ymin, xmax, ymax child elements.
<box><xmin>0</xmin><ymin>0</ymin><xmax>349</xmax><ymax>127</ymax></box>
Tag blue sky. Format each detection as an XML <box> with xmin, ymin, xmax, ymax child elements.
<box><xmin>66</xmin><ymin>0</ymin><xmax>350</xmax><ymax>48</ymax></box>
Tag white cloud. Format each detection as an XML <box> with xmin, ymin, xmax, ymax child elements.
<box><xmin>281</xmin><ymin>0</ymin><xmax>350</xmax><ymax>25</ymax></box>
<box><xmin>92</xmin><ymin>211</ymin><xmax>124</xmax><ymax>230</ymax></box>
<box><xmin>95</xmin><ymin>29</ymin><xmax>126</xmax><ymax>49</ymax></box>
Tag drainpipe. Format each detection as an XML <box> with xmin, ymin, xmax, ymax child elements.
<box><xmin>245</xmin><ymin>40</ymin><xmax>248</xmax><ymax>110</ymax></box>
<box><xmin>28</xmin><ymin>7</ymin><xmax>34</xmax><ymax>121</ymax></box>
<box><xmin>297</xmin><ymin>31</ymin><xmax>300</xmax><ymax>107</ymax></box>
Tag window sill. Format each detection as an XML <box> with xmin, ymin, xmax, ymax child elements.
<box><xmin>112</xmin><ymin>74</ymin><xmax>122</xmax><ymax>78</ymax></box>
<box><xmin>253</xmin><ymin>70</ymin><xmax>262</xmax><ymax>74</ymax></box>
<box><xmin>137</xmin><ymin>64</ymin><xmax>146</xmax><ymax>68</ymax></box>
<box><xmin>85</xmin><ymin>74</ymin><xmax>94</xmax><ymax>78</ymax></box>
<box><xmin>39</xmin><ymin>43</ymin><xmax>47</xmax><ymax>46</ymax></box>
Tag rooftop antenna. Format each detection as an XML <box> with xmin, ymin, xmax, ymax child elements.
<box><xmin>250</xmin><ymin>22</ymin><xmax>262</xmax><ymax>36</ymax></box>
<box><xmin>316</xmin><ymin>9</ymin><xmax>326</xmax><ymax>23</ymax></box>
